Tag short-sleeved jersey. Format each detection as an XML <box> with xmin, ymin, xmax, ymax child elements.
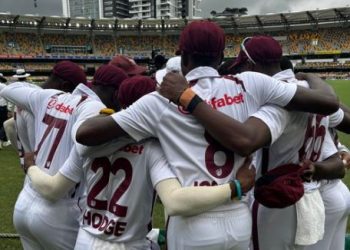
<box><xmin>250</xmin><ymin>69</ymin><xmax>338</xmax><ymax>191</ymax></box>
<box><xmin>0</xmin><ymin>82</ymin><xmax>105</xmax><ymax>197</ymax></box>
<box><xmin>59</xmin><ymin>139</ymin><xmax>175</xmax><ymax>242</ymax></box>
<box><xmin>112</xmin><ymin>67</ymin><xmax>297</xmax><ymax>211</ymax></box>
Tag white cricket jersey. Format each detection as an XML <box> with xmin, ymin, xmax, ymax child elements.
<box><xmin>13</xmin><ymin>83</ymin><xmax>41</xmax><ymax>160</ymax></box>
<box><xmin>0</xmin><ymin>82</ymin><xmax>105</xmax><ymax>198</ymax></box>
<box><xmin>15</xmin><ymin>108</ymin><xmax>36</xmax><ymax>153</ymax></box>
<box><xmin>59</xmin><ymin>139</ymin><xmax>176</xmax><ymax>242</ymax></box>
<box><xmin>251</xmin><ymin>69</ymin><xmax>338</xmax><ymax>191</ymax></box>
<box><xmin>14</xmin><ymin>107</ymin><xmax>36</xmax><ymax>172</ymax></box>
<box><xmin>72</xmin><ymin>83</ymin><xmax>101</xmax><ymax>102</ymax></box>
<box><xmin>112</xmin><ymin>66</ymin><xmax>297</xmax><ymax>211</ymax></box>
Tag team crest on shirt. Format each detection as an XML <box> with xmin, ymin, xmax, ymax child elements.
<box><xmin>47</xmin><ymin>98</ymin><xmax>57</xmax><ymax>109</ymax></box>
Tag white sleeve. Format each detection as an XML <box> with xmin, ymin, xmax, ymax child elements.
<box><xmin>71</xmin><ymin>98</ymin><xmax>133</xmax><ymax>158</ymax></box>
<box><xmin>71</xmin><ymin>99</ymin><xmax>106</xmax><ymax>143</ymax></box>
<box><xmin>112</xmin><ymin>93</ymin><xmax>164</xmax><ymax>142</ymax></box>
<box><xmin>337</xmin><ymin>142</ymin><xmax>350</xmax><ymax>153</ymax></box>
<box><xmin>249</xmin><ymin>105</ymin><xmax>290</xmax><ymax>144</ymax></box>
<box><xmin>27</xmin><ymin>166</ymin><xmax>77</xmax><ymax>201</ymax></box>
<box><xmin>0</xmin><ymin>82</ymin><xmax>60</xmax><ymax>113</ymax></box>
<box><xmin>59</xmin><ymin>147</ymin><xmax>84</xmax><ymax>183</ymax></box>
<box><xmin>238</xmin><ymin>72</ymin><xmax>297</xmax><ymax>107</ymax></box>
<box><xmin>0</xmin><ymin>83</ymin><xmax>6</xmax><ymax>90</ymax></box>
<box><xmin>328</xmin><ymin>109</ymin><xmax>344</xmax><ymax>128</ymax></box>
<box><xmin>320</xmin><ymin>129</ymin><xmax>338</xmax><ymax>161</ymax></box>
<box><xmin>146</xmin><ymin>140</ymin><xmax>177</xmax><ymax>187</ymax></box>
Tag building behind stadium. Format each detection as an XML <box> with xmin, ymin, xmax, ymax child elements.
<box><xmin>0</xmin><ymin>7</ymin><xmax>349</xmax><ymax>81</ymax></box>
<box><xmin>61</xmin><ymin>0</ymin><xmax>201</xmax><ymax>19</ymax></box>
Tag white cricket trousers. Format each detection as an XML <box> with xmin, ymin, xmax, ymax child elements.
<box><xmin>13</xmin><ymin>185</ymin><xmax>81</xmax><ymax>250</ymax></box>
<box><xmin>74</xmin><ymin>228</ymin><xmax>160</xmax><ymax>250</ymax></box>
<box><xmin>305</xmin><ymin>180</ymin><xmax>350</xmax><ymax>250</ymax></box>
<box><xmin>167</xmin><ymin>203</ymin><xmax>252</xmax><ymax>250</ymax></box>
<box><xmin>252</xmin><ymin>200</ymin><xmax>304</xmax><ymax>250</ymax></box>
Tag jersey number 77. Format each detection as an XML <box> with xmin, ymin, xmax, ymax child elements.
<box><xmin>35</xmin><ymin>113</ymin><xmax>67</xmax><ymax>169</ymax></box>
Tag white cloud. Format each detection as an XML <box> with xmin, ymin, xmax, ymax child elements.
<box><xmin>200</xmin><ymin>0</ymin><xmax>349</xmax><ymax>17</ymax></box>
<box><xmin>1</xmin><ymin>0</ymin><xmax>349</xmax><ymax>17</ymax></box>
<box><xmin>287</xmin><ymin>0</ymin><xmax>349</xmax><ymax>12</ymax></box>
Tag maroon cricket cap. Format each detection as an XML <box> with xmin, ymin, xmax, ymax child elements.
<box><xmin>92</xmin><ymin>64</ymin><xmax>128</xmax><ymax>89</ymax></box>
<box><xmin>52</xmin><ymin>61</ymin><xmax>87</xmax><ymax>87</ymax></box>
<box><xmin>117</xmin><ymin>76</ymin><xmax>156</xmax><ymax>108</ymax></box>
<box><xmin>254</xmin><ymin>164</ymin><xmax>305</xmax><ymax>208</ymax></box>
<box><xmin>177</xmin><ymin>20</ymin><xmax>225</xmax><ymax>57</ymax></box>
<box><xmin>231</xmin><ymin>36</ymin><xmax>283</xmax><ymax>69</ymax></box>
<box><xmin>109</xmin><ymin>55</ymin><xmax>147</xmax><ymax>76</ymax></box>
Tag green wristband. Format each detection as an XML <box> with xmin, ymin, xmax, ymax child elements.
<box><xmin>233</xmin><ymin>179</ymin><xmax>242</xmax><ymax>200</ymax></box>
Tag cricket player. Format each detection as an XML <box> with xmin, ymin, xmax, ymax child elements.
<box><xmin>76</xmin><ymin>21</ymin><xmax>339</xmax><ymax>250</ymax></box>
<box><xmin>23</xmin><ymin>75</ymin><xmax>256</xmax><ymax>250</ymax></box>
<box><xmin>228</xmin><ymin>36</ymin><xmax>345</xmax><ymax>250</ymax></box>
<box><xmin>0</xmin><ymin>62</ymin><xmax>127</xmax><ymax>249</ymax></box>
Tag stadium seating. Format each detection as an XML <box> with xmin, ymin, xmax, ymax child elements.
<box><xmin>0</xmin><ymin>28</ymin><xmax>349</xmax><ymax>58</ymax></box>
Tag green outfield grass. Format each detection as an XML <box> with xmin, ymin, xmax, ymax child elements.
<box><xmin>0</xmin><ymin>80</ymin><xmax>349</xmax><ymax>249</ymax></box>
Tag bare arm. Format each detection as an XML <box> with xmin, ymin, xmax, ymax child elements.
<box><xmin>286</xmin><ymin>73</ymin><xmax>339</xmax><ymax>115</ymax></box>
<box><xmin>192</xmin><ymin>105</ymin><xmax>271</xmax><ymax>156</ymax></box>
<box><xmin>27</xmin><ymin>166</ymin><xmax>76</xmax><ymax>201</ymax></box>
<box><xmin>302</xmin><ymin>153</ymin><xmax>345</xmax><ymax>181</ymax></box>
<box><xmin>157</xmin><ymin>72</ymin><xmax>338</xmax><ymax>156</ymax></box>
<box><xmin>76</xmin><ymin>116</ymin><xmax>127</xmax><ymax>146</ymax></box>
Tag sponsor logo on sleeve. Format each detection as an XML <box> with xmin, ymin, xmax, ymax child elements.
<box><xmin>47</xmin><ymin>98</ymin><xmax>74</xmax><ymax>114</ymax></box>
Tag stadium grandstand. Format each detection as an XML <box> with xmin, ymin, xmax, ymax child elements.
<box><xmin>0</xmin><ymin>7</ymin><xmax>349</xmax><ymax>79</ymax></box>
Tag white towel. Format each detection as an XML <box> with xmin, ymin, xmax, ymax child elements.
<box><xmin>295</xmin><ymin>189</ymin><xmax>325</xmax><ymax>245</ymax></box>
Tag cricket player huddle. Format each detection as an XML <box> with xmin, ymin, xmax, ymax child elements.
<box><xmin>0</xmin><ymin>20</ymin><xmax>349</xmax><ymax>250</ymax></box>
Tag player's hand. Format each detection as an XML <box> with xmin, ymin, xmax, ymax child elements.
<box><xmin>300</xmin><ymin>159</ymin><xmax>316</xmax><ymax>181</ymax></box>
<box><xmin>23</xmin><ymin>152</ymin><xmax>35</xmax><ymax>173</ymax></box>
<box><xmin>236</xmin><ymin>156</ymin><xmax>256</xmax><ymax>193</ymax></box>
<box><xmin>157</xmin><ymin>72</ymin><xmax>189</xmax><ymax>104</ymax></box>
<box><xmin>340</xmin><ymin>151</ymin><xmax>350</xmax><ymax>169</ymax></box>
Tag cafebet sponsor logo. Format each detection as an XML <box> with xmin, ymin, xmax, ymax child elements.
<box><xmin>207</xmin><ymin>93</ymin><xmax>244</xmax><ymax>109</ymax></box>
<box><xmin>178</xmin><ymin>92</ymin><xmax>244</xmax><ymax>114</ymax></box>
<box><xmin>47</xmin><ymin>98</ymin><xmax>74</xmax><ymax>114</ymax></box>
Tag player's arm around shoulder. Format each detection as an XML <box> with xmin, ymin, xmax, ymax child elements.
<box><xmin>76</xmin><ymin>93</ymin><xmax>161</xmax><ymax>146</ymax></box>
<box><xmin>286</xmin><ymin>72</ymin><xmax>339</xmax><ymax>115</ymax></box>
<box><xmin>75</xmin><ymin>115</ymin><xmax>125</xmax><ymax>146</ymax></box>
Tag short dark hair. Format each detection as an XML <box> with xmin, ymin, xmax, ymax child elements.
<box><xmin>280</xmin><ymin>57</ymin><xmax>294</xmax><ymax>71</ymax></box>
<box><xmin>218</xmin><ymin>59</ymin><xmax>236</xmax><ymax>75</ymax></box>
<box><xmin>46</xmin><ymin>74</ymin><xmax>76</xmax><ymax>93</ymax></box>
